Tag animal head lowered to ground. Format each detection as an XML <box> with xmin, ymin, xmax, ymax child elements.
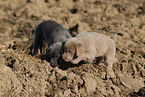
<box><xmin>46</xmin><ymin>42</ymin><xmax>63</xmax><ymax>67</ymax></box>
<box><xmin>62</xmin><ymin>38</ymin><xmax>84</xmax><ymax>63</ymax></box>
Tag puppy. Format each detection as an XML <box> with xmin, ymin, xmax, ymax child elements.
<box><xmin>32</xmin><ymin>20</ymin><xmax>72</xmax><ymax>67</ymax></box>
<box><xmin>63</xmin><ymin>32</ymin><xmax>117</xmax><ymax>77</ymax></box>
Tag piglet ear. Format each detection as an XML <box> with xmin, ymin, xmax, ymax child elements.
<box><xmin>76</xmin><ymin>41</ymin><xmax>83</xmax><ymax>47</ymax></box>
<box><xmin>46</xmin><ymin>46</ymin><xmax>51</xmax><ymax>54</ymax></box>
<box><xmin>75</xmin><ymin>40</ymin><xmax>83</xmax><ymax>56</ymax></box>
<box><xmin>69</xmin><ymin>38</ymin><xmax>83</xmax><ymax>49</ymax></box>
<box><xmin>71</xmin><ymin>38</ymin><xmax>83</xmax><ymax>45</ymax></box>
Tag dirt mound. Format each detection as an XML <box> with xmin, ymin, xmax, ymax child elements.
<box><xmin>0</xmin><ymin>0</ymin><xmax>145</xmax><ymax>96</ymax></box>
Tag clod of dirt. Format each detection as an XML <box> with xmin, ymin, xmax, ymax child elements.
<box><xmin>82</xmin><ymin>73</ymin><xmax>97</xmax><ymax>93</ymax></box>
<box><xmin>0</xmin><ymin>61</ymin><xmax>22</xmax><ymax>96</ymax></box>
<box><xmin>130</xmin><ymin>87</ymin><xmax>145</xmax><ymax>96</ymax></box>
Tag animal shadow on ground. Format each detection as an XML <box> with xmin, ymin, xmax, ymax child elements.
<box><xmin>59</xmin><ymin>56</ymin><xmax>105</xmax><ymax>70</ymax></box>
<box><xmin>39</xmin><ymin>54</ymin><xmax>85</xmax><ymax>70</ymax></box>
<box><xmin>39</xmin><ymin>54</ymin><xmax>104</xmax><ymax>70</ymax></box>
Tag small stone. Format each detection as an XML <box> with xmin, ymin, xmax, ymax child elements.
<box><xmin>71</xmin><ymin>85</ymin><xmax>79</xmax><ymax>94</ymax></box>
<box><xmin>54</xmin><ymin>91</ymin><xmax>63</xmax><ymax>97</ymax></box>
<box><xmin>55</xmin><ymin>67</ymin><xmax>67</xmax><ymax>80</ymax></box>
<box><xmin>82</xmin><ymin>73</ymin><xmax>97</xmax><ymax>93</ymax></box>
<box><xmin>118</xmin><ymin>73</ymin><xmax>144</xmax><ymax>91</ymax></box>
<box><xmin>101</xmin><ymin>72</ymin><xmax>106</xmax><ymax>79</ymax></box>
<box><xmin>79</xmin><ymin>88</ymin><xmax>87</xmax><ymax>97</ymax></box>
<box><xmin>63</xmin><ymin>89</ymin><xmax>71</xmax><ymax>96</ymax></box>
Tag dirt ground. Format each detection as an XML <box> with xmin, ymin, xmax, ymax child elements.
<box><xmin>0</xmin><ymin>0</ymin><xmax>145</xmax><ymax>96</ymax></box>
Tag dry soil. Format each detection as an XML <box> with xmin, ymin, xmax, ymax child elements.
<box><xmin>0</xmin><ymin>0</ymin><xmax>145</xmax><ymax>96</ymax></box>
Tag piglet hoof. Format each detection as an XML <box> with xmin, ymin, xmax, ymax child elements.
<box><xmin>106</xmin><ymin>68</ymin><xmax>116</xmax><ymax>78</ymax></box>
<box><xmin>71</xmin><ymin>59</ymin><xmax>79</xmax><ymax>64</ymax></box>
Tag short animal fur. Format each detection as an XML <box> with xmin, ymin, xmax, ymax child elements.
<box><xmin>62</xmin><ymin>32</ymin><xmax>117</xmax><ymax>69</ymax></box>
<box><xmin>32</xmin><ymin>20</ymin><xmax>72</xmax><ymax>67</ymax></box>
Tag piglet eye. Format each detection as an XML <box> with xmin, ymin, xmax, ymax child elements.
<box><xmin>69</xmin><ymin>51</ymin><xmax>72</xmax><ymax>53</ymax></box>
<box><xmin>55</xmin><ymin>54</ymin><xmax>59</xmax><ymax>58</ymax></box>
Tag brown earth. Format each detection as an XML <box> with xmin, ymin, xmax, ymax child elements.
<box><xmin>0</xmin><ymin>0</ymin><xmax>145</xmax><ymax>96</ymax></box>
